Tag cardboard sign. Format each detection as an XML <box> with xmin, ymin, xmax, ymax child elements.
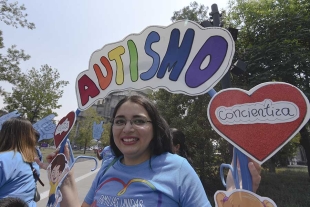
<box><xmin>208</xmin><ymin>82</ymin><xmax>310</xmax><ymax>164</ymax></box>
<box><xmin>54</xmin><ymin>111</ymin><xmax>76</xmax><ymax>148</ymax></box>
<box><xmin>215</xmin><ymin>189</ymin><xmax>277</xmax><ymax>207</ymax></box>
<box><xmin>93</xmin><ymin>121</ymin><xmax>104</xmax><ymax>140</ymax></box>
<box><xmin>0</xmin><ymin>110</ymin><xmax>20</xmax><ymax>130</ymax></box>
<box><xmin>33</xmin><ymin>114</ymin><xmax>57</xmax><ymax>141</ymax></box>
<box><xmin>75</xmin><ymin>20</ymin><xmax>235</xmax><ymax>110</ymax></box>
<box><xmin>46</xmin><ymin>153</ymin><xmax>70</xmax><ymax>207</ymax></box>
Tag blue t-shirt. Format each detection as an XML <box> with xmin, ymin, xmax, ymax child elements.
<box><xmin>0</xmin><ymin>151</ymin><xmax>40</xmax><ymax>207</ymax></box>
<box><xmin>100</xmin><ymin>146</ymin><xmax>114</xmax><ymax>165</ymax></box>
<box><xmin>85</xmin><ymin>153</ymin><xmax>211</xmax><ymax>207</ymax></box>
<box><xmin>35</xmin><ymin>146</ymin><xmax>43</xmax><ymax>162</ymax></box>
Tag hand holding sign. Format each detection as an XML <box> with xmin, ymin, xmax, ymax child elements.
<box><xmin>33</xmin><ymin>114</ymin><xmax>56</xmax><ymax>141</ymax></box>
<box><xmin>93</xmin><ymin>121</ymin><xmax>104</xmax><ymax>140</ymax></box>
<box><xmin>207</xmin><ymin>82</ymin><xmax>309</xmax><ymax>207</ymax></box>
<box><xmin>0</xmin><ymin>111</ymin><xmax>20</xmax><ymax>130</ymax></box>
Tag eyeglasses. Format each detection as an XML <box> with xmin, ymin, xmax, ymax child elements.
<box><xmin>112</xmin><ymin>117</ymin><xmax>152</xmax><ymax>128</ymax></box>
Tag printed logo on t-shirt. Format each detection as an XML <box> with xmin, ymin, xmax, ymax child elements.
<box><xmin>91</xmin><ymin>177</ymin><xmax>162</xmax><ymax>207</ymax></box>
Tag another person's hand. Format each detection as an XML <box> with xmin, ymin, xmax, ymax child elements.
<box><xmin>248</xmin><ymin>161</ymin><xmax>261</xmax><ymax>193</ymax></box>
<box><xmin>96</xmin><ymin>149</ymin><xmax>103</xmax><ymax>160</ymax></box>
<box><xmin>35</xmin><ymin>144</ymin><xmax>70</xmax><ymax>170</ymax></box>
<box><xmin>226</xmin><ymin>159</ymin><xmax>261</xmax><ymax>193</ymax></box>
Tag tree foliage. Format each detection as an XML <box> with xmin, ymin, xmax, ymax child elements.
<box><xmin>0</xmin><ymin>0</ymin><xmax>35</xmax><ymax>29</ymax></box>
<box><xmin>2</xmin><ymin>65</ymin><xmax>69</xmax><ymax>122</ymax></box>
<box><xmin>0</xmin><ymin>45</ymin><xmax>30</xmax><ymax>87</ymax></box>
<box><xmin>100</xmin><ymin>122</ymin><xmax>111</xmax><ymax>147</ymax></box>
<box><xmin>73</xmin><ymin>108</ymin><xmax>105</xmax><ymax>154</ymax></box>
<box><xmin>226</xmin><ymin>0</ymin><xmax>310</xmax><ymax>174</ymax></box>
<box><xmin>226</xmin><ymin>0</ymin><xmax>310</xmax><ymax>94</ymax></box>
<box><xmin>171</xmin><ymin>1</ymin><xmax>210</xmax><ymax>23</ymax></box>
<box><xmin>0</xmin><ymin>0</ymin><xmax>35</xmax><ymax>93</ymax></box>
<box><xmin>263</xmin><ymin>134</ymin><xmax>300</xmax><ymax>171</ymax></box>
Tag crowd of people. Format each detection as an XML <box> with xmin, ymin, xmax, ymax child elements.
<box><xmin>0</xmin><ymin>95</ymin><xmax>261</xmax><ymax>207</ymax></box>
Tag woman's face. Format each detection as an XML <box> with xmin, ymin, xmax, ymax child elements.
<box><xmin>112</xmin><ymin>101</ymin><xmax>153</xmax><ymax>165</ymax></box>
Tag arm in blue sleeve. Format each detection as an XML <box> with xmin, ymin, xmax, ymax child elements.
<box><xmin>84</xmin><ymin>177</ymin><xmax>98</xmax><ymax>204</ymax></box>
<box><xmin>179</xmin><ymin>159</ymin><xmax>212</xmax><ymax>207</ymax></box>
<box><xmin>84</xmin><ymin>157</ymin><xmax>114</xmax><ymax>204</ymax></box>
<box><xmin>36</xmin><ymin>147</ymin><xmax>43</xmax><ymax>162</ymax></box>
<box><xmin>0</xmin><ymin>161</ymin><xmax>6</xmax><ymax>188</ymax></box>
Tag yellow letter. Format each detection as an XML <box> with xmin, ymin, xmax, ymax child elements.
<box><xmin>108</xmin><ymin>46</ymin><xmax>125</xmax><ymax>85</ymax></box>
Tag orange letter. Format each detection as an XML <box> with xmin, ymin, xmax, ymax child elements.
<box><xmin>93</xmin><ymin>56</ymin><xmax>113</xmax><ymax>90</ymax></box>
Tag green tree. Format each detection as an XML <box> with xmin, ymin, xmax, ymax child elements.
<box><xmin>263</xmin><ymin>135</ymin><xmax>300</xmax><ymax>172</ymax></box>
<box><xmin>171</xmin><ymin>1</ymin><xmax>209</xmax><ymax>23</ymax></box>
<box><xmin>226</xmin><ymin>0</ymin><xmax>310</xmax><ymax>175</ymax></box>
<box><xmin>0</xmin><ymin>0</ymin><xmax>35</xmax><ymax>29</ymax></box>
<box><xmin>0</xmin><ymin>0</ymin><xmax>35</xmax><ymax>93</ymax></box>
<box><xmin>100</xmin><ymin>122</ymin><xmax>111</xmax><ymax>147</ymax></box>
<box><xmin>74</xmin><ymin>108</ymin><xmax>104</xmax><ymax>154</ymax></box>
<box><xmin>2</xmin><ymin>64</ymin><xmax>69</xmax><ymax>122</ymax></box>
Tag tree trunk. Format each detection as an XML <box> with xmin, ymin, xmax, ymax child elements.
<box><xmin>84</xmin><ymin>140</ymin><xmax>87</xmax><ymax>154</ymax></box>
<box><xmin>268</xmin><ymin>157</ymin><xmax>276</xmax><ymax>173</ymax></box>
<box><xmin>299</xmin><ymin>125</ymin><xmax>310</xmax><ymax>178</ymax></box>
<box><xmin>30</xmin><ymin>107</ymin><xmax>40</xmax><ymax>123</ymax></box>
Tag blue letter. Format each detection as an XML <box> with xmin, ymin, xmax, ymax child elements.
<box><xmin>185</xmin><ymin>36</ymin><xmax>228</xmax><ymax>88</ymax></box>
<box><xmin>140</xmin><ymin>31</ymin><xmax>160</xmax><ymax>80</ymax></box>
<box><xmin>157</xmin><ymin>28</ymin><xmax>194</xmax><ymax>81</ymax></box>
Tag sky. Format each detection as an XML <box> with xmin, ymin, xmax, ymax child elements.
<box><xmin>0</xmin><ymin>0</ymin><xmax>229</xmax><ymax>120</ymax></box>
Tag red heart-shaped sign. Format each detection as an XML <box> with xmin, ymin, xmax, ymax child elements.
<box><xmin>54</xmin><ymin>111</ymin><xmax>76</xmax><ymax>148</ymax></box>
<box><xmin>208</xmin><ymin>82</ymin><xmax>310</xmax><ymax>164</ymax></box>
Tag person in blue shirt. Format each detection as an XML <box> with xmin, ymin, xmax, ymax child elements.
<box><xmin>34</xmin><ymin>131</ymin><xmax>43</xmax><ymax>162</ymax></box>
<box><xmin>0</xmin><ymin>117</ymin><xmax>40</xmax><ymax>207</ymax></box>
<box><xmin>42</xmin><ymin>95</ymin><xmax>261</xmax><ymax>207</ymax></box>
<box><xmin>96</xmin><ymin>145</ymin><xmax>114</xmax><ymax>165</ymax></box>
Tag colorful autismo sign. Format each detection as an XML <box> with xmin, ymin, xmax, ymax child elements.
<box><xmin>75</xmin><ymin>20</ymin><xmax>235</xmax><ymax>110</ymax></box>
